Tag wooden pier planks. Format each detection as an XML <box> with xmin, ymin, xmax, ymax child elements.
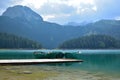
<box><xmin>0</xmin><ymin>59</ymin><xmax>83</xmax><ymax>65</ymax></box>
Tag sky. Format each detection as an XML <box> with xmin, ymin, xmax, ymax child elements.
<box><xmin>0</xmin><ymin>0</ymin><xmax>120</xmax><ymax>24</ymax></box>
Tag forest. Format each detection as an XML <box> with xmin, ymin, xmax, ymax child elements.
<box><xmin>59</xmin><ymin>35</ymin><xmax>120</xmax><ymax>49</ymax></box>
<box><xmin>0</xmin><ymin>33</ymin><xmax>42</xmax><ymax>49</ymax></box>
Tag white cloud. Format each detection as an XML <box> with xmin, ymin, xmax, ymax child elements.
<box><xmin>115</xmin><ymin>16</ymin><xmax>120</xmax><ymax>20</ymax></box>
<box><xmin>1</xmin><ymin>0</ymin><xmax>120</xmax><ymax>24</ymax></box>
<box><xmin>20</xmin><ymin>0</ymin><xmax>97</xmax><ymax>12</ymax></box>
<box><xmin>42</xmin><ymin>13</ymin><xmax>71</xmax><ymax>21</ymax></box>
<box><xmin>20</xmin><ymin>0</ymin><xmax>47</xmax><ymax>9</ymax></box>
<box><xmin>3</xmin><ymin>0</ymin><xmax>97</xmax><ymax>24</ymax></box>
<box><xmin>67</xmin><ymin>0</ymin><xmax>95</xmax><ymax>7</ymax></box>
<box><xmin>42</xmin><ymin>15</ymin><xmax>55</xmax><ymax>21</ymax></box>
<box><xmin>92</xmin><ymin>6</ymin><xmax>97</xmax><ymax>11</ymax></box>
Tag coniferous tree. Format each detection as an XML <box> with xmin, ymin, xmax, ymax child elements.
<box><xmin>0</xmin><ymin>33</ymin><xmax>42</xmax><ymax>49</ymax></box>
<box><xmin>59</xmin><ymin>35</ymin><xmax>120</xmax><ymax>49</ymax></box>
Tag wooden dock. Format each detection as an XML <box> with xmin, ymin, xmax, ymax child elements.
<box><xmin>0</xmin><ymin>59</ymin><xmax>83</xmax><ymax>65</ymax></box>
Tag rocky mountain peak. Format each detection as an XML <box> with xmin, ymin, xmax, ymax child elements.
<box><xmin>2</xmin><ymin>5</ymin><xmax>43</xmax><ymax>21</ymax></box>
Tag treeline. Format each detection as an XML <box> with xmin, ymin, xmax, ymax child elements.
<box><xmin>59</xmin><ymin>35</ymin><xmax>120</xmax><ymax>49</ymax></box>
<box><xmin>0</xmin><ymin>33</ymin><xmax>42</xmax><ymax>49</ymax></box>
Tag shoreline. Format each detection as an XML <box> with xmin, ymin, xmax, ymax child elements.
<box><xmin>0</xmin><ymin>49</ymin><xmax>120</xmax><ymax>50</ymax></box>
<box><xmin>0</xmin><ymin>65</ymin><xmax>119</xmax><ymax>80</ymax></box>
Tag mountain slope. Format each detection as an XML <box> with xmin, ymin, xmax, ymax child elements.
<box><xmin>84</xmin><ymin>20</ymin><xmax>120</xmax><ymax>38</ymax></box>
<box><xmin>0</xmin><ymin>5</ymin><xmax>120</xmax><ymax>49</ymax></box>
<box><xmin>2</xmin><ymin>5</ymin><xmax>43</xmax><ymax>22</ymax></box>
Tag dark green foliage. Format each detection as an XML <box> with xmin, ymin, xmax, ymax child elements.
<box><xmin>33</xmin><ymin>51</ymin><xmax>64</xmax><ymax>59</ymax></box>
<box><xmin>59</xmin><ymin>35</ymin><xmax>120</xmax><ymax>49</ymax></box>
<box><xmin>0</xmin><ymin>33</ymin><xmax>42</xmax><ymax>49</ymax></box>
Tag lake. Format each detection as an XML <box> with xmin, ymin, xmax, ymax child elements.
<box><xmin>0</xmin><ymin>49</ymin><xmax>120</xmax><ymax>80</ymax></box>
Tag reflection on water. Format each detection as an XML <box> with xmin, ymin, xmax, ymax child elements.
<box><xmin>0</xmin><ymin>49</ymin><xmax>120</xmax><ymax>80</ymax></box>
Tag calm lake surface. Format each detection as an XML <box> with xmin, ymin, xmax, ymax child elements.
<box><xmin>0</xmin><ymin>49</ymin><xmax>120</xmax><ymax>80</ymax></box>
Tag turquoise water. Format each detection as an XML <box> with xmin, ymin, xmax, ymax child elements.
<box><xmin>0</xmin><ymin>49</ymin><xmax>120</xmax><ymax>80</ymax></box>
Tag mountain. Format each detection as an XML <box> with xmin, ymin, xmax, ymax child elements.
<box><xmin>59</xmin><ymin>35</ymin><xmax>120</xmax><ymax>49</ymax></box>
<box><xmin>84</xmin><ymin>20</ymin><xmax>120</xmax><ymax>38</ymax></box>
<box><xmin>0</xmin><ymin>5</ymin><xmax>63</xmax><ymax>48</ymax></box>
<box><xmin>0</xmin><ymin>5</ymin><xmax>120</xmax><ymax>49</ymax></box>
<box><xmin>0</xmin><ymin>33</ymin><xmax>42</xmax><ymax>49</ymax></box>
<box><xmin>2</xmin><ymin>5</ymin><xmax>43</xmax><ymax>22</ymax></box>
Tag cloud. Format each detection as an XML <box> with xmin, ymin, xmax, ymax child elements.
<box><xmin>92</xmin><ymin>6</ymin><xmax>97</xmax><ymax>11</ymax></box>
<box><xmin>114</xmin><ymin>16</ymin><xmax>120</xmax><ymax>20</ymax></box>
<box><xmin>0</xmin><ymin>0</ymin><xmax>120</xmax><ymax>24</ymax></box>
<box><xmin>39</xmin><ymin>3</ymin><xmax>75</xmax><ymax>15</ymax></box>
<box><xmin>42</xmin><ymin>15</ymin><xmax>55</xmax><ymax>21</ymax></box>
<box><xmin>42</xmin><ymin>13</ymin><xmax>71</xmax><ymax>22</ymax></box>
<box><xmin>20</xmin><ymin>0</ymin><xmax>47</xmax><ymax>9</ymax></box>
<box><xmin>0</xmin><ymin>0</ymin><xmax>97</xmax><ymax>24</ymax></box>
<box><xmin>94</xmin><ymin>0</ymin><xmax>120</xmax><ymax>19</ymax></box>
<box><xmin>30</xmin><ymin>0</ymin><xmax>97</xmax><ymax>24</ymax></box>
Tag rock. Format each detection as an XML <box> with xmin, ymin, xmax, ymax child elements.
<box><xmin>23</xmin><ymin>71</ymin><xmax>32</xmax><ymax>74</ymax></box>
<box><xmin>4</xmin><ymin>67</ymin><xmax>11</xmax><ymax>70</ymax></box>
<box><xmin>17</xmin><ymin>72</ymin><xmax>23</xmax><ymax>74</ymax></box>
